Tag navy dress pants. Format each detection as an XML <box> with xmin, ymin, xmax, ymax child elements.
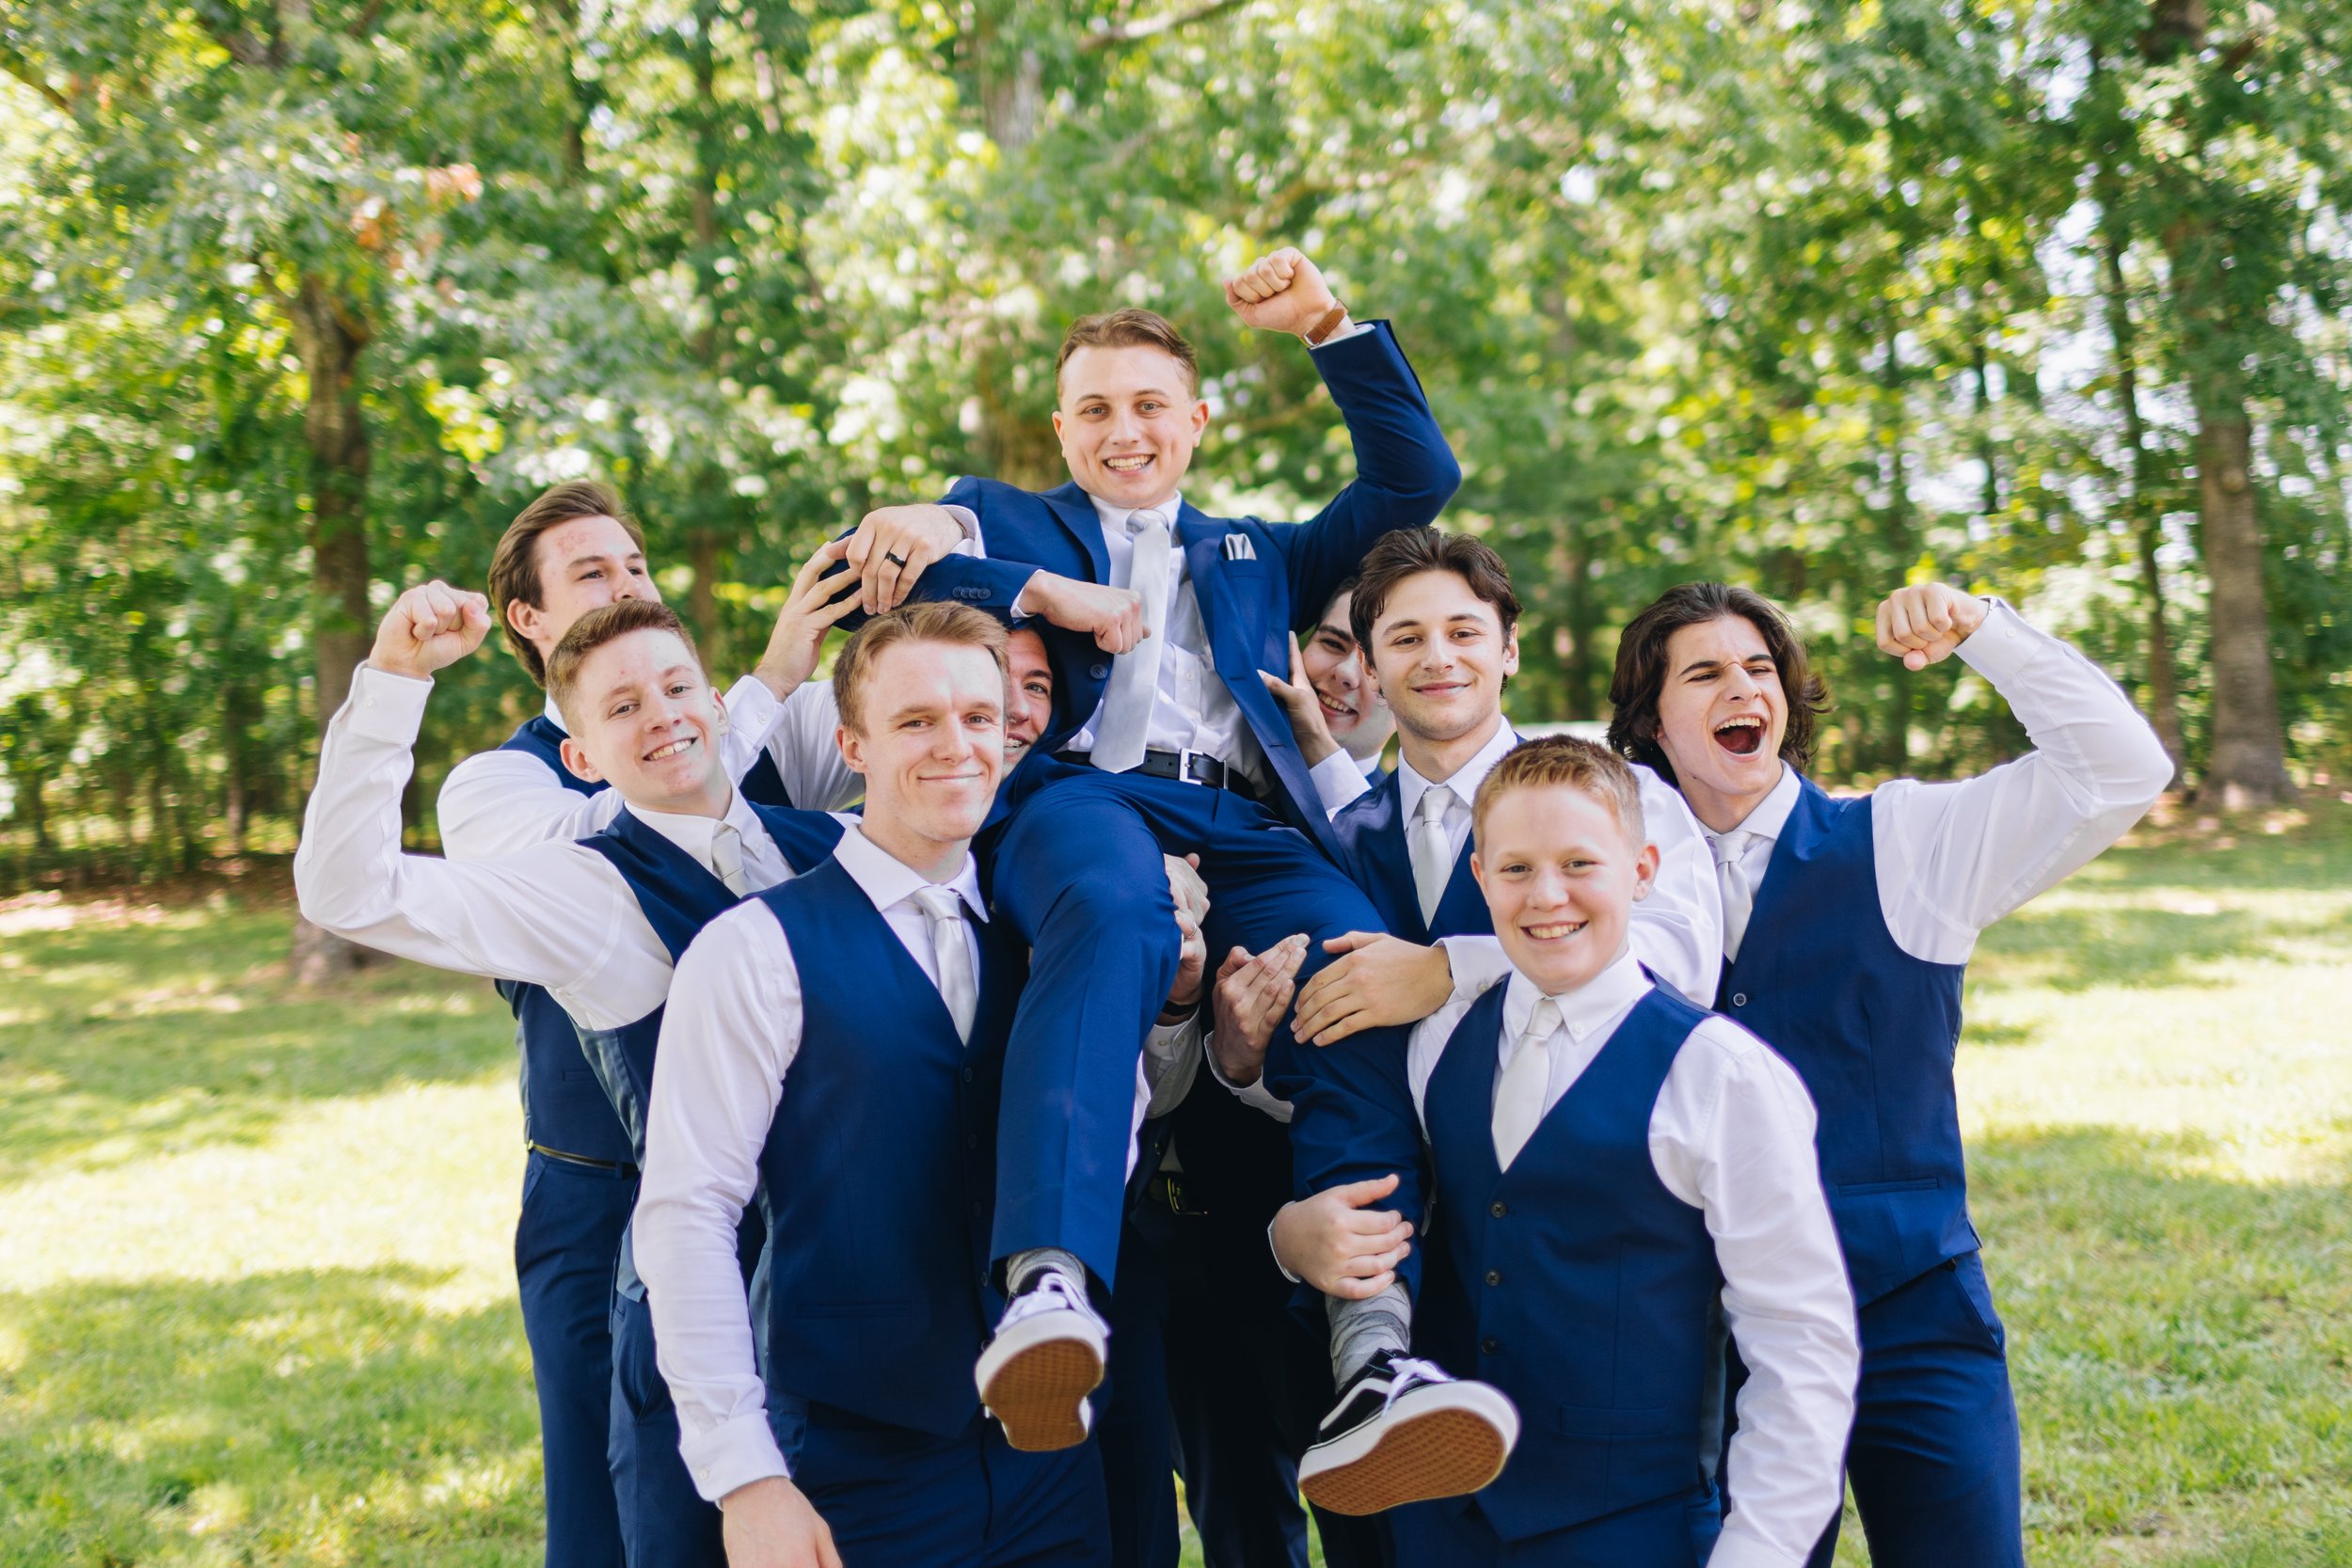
<box><xmin>514</xmin><ymin>1149</ymin><xmax>633</xmax><ymax>1568</ymax></box>
<box><xmin>610</xmin><ymin>1289</ymin><xmax>727</xmax><ymax>1567</ymax></box>
<box><xmin>1390</xmin><ymin>1485</ymin><xmax>1721</xmax><ymax>1567</ymax></box>
<box><xmin>771</xmin><ymin>1398</ymin><xmax>1111</xmax><ymax>1567</ymax></box>
<box><xmin>988</xmin><ymin>768</ymin><xmax>1405</xmax><ymax>1291</ymax></box>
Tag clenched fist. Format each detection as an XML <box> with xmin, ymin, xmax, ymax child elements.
<box><xmin>368</xmin><ymin>579</ymin><xmax>492</xmax><ymax>682</ymax></box>
<box><xmin>1223</xmin><ymin>248</ymin><xmax>1345</xmax><ymax>340</ymax></box>
<box><xmin>1875</xmin><ymin>583</ymin><xmax>1988</xmax><ymax>672</ymax></box>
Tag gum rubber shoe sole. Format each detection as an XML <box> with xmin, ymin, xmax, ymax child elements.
<box><xmin>977</xmin><ymin>1321</ymin><xmax>1104</xmax><ymax>1452</ymax></box>
<box><xmin>1298</xmin><ymin>1386</ymin><xmax>1519</xmax><ymax>1516</ymax></box>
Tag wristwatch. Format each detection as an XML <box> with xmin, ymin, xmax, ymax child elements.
<box><xmin>1301</xmin><ymin>302</ymin><xmax>1350</xmax><ymax>347</ymax></box>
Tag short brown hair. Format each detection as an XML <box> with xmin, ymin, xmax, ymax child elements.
<box><xmin>545</xmin><ymin>599</ymin><xmax>704</xmax><ymax>731</ymax></box>
<box><xmin>1348</xmin><ymin>529</ymin><xmax>1521</xmax><ymax>653</ymax></box>
<box><xmin>834</xmin><ymin>602</ymin><xmax>1009</xmax><ymax>736</ymax></box>
<box><xmin>1057</xmin><ymin>309</ymin><xmax>1200</xmax><ymax>398</ymax></box>
<box><xmin>1472</xmin><ymin>735</ymin><xmax>1646</xmax><ymax>846</ymax></box>
<box><xmin>489</xmin><ymin>480</ymin><xmax>647</xmax><ymax>685</ymax></box>
<box><xmin>1605</xmin><ymin>582</ymin><xmax>1830</xmax><ymax>785</ymax></box>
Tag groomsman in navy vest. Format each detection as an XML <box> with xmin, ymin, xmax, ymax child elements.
<box><xmin>1274</xmin><ymin>738</ymin><xmax>1859</xmax><ymax>1568</ymax></box>
<box><xmin>1605</xmin><ymin>580</ymin><xmax>2173</xmax><ymax>1567</ymax></box>
<box><xmin>832</xmin><ymin>248</ymin><xmax>1462</xmax><ymax>1446</ymax></box>
<box><xmin>426</xmin><ymin>481</ymin><xmax>930</xmax><ymax>1567</ymax></box>
<box><xmin>295</xmin><ymin>587</ymin><xmax>862</xmax><ymax>1567</ymax></box>
<box><xmin>635</xmin><ymin>603</ymin><xmax>1206</xmax><ymax>1567</ymax></box>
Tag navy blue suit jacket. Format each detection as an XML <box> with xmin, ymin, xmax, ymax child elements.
<box><xmin>882</xmin><ymin>322</ymin><xmax>1458</xmax><ymax>856</ymax></box>
<box><xmin>1328</xmin><ymin>760</ymin><xmax>1498</xmax><ymax>945</ymax></box>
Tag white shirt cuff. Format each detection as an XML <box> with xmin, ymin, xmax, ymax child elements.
<box><xmin>1435</xmin><ymin>934</ymin><xmax>1512</xmax><ymax>1002</ymax></box>
<box><xmin>1306</xmin><ymin>318</ymin><xmax>1374</xmax><ymax>349</ymax></box>
<box><xmin>721</xmin><ymin>672</ymin><xmax>785</xmax><ymax>745</ymax></box>
<box><xmin>678</xmin><ymin>1407</ymin><xmax>793</xmax><ymax>1502</ymax></box>
<box><xmin>940</xmin><ymin>502</ymin><xmax>984</xmax><ymax>556</ymax></box>
<box><xmin>1308</xmin><ymin>747</ymin><xmax>1375</xmax><ymax>815</ymax></box>
<box><xmin>346</xmin><ymin>664</ymin><xmax>432</xmax><ymax>744</ymax></box>
<box><xmin>1206</xmin><ymin>1039</ymin><xmax>1295</xmax><ymax>1123</ymax></box>
<box><xmin>1266</xmin><ymin>1212</ymin><xmax>1302</xmax><ymax>1285</ymax></box>
<box><xmin>1953</xmin><ymin>596</ymin><xmax>2033</xmax><ymax>684</ymax></box>
<box><xmin>1009</xmin><ymin>569</ymin><xmax>1048</xmax><ymax>622</ymax></box>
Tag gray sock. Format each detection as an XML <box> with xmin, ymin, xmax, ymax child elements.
<box><xmin>1007</xmin><ymin>1246</ymin><xmax>1086</xmax><ymax>1296</ymax></box>
<box><xmin>1327</xmin><ymin>1282</ymin><xmax>1412</xmax><ymax>1385</ymax></box>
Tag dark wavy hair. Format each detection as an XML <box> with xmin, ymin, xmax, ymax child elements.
<box><xmin>1605</xmin><ymin>582</ymin><xmax>1830</xmax><ymax>786</ymax></box>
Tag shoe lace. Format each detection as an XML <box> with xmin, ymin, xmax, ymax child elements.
<box><xmin>1379</xmin><ymin>1355</ymin><xmax>1452</xmax><ymax>1405</ymax></box>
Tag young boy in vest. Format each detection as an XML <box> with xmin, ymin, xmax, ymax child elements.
<box><xmin>1604</xmin><ymin>581</ymin><xmax>2172</xmax><ymax>1567</ymax></box>
<box><xmin>636</xmin><ymin>603</ymin><xmax>1152</xmax><ymax>1568</ymax></box>
<box><xmin>1275</xmin><ymin>737</ymin><xmax>1859</xmax><ymax>1568</ymax></box>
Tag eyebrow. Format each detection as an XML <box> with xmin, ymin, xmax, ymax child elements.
<box><xmin>568</xmin><ymin>550</ymin><xmax>644</xmax><ymax>572</ymax></box>
<box><xmin>1073</xmin><ymin>386</ymin><xmax>1180</xmax><ymax>404</ymax></box>
<box><xmin>1677</xmin><ymin>652</ymin><xmax>1772</xmax><ymax>677</ymax></box>
<box><xmin>598</xmin><ymin>663</ymin><xmax>696</xmax><ymax>706</ymax></box>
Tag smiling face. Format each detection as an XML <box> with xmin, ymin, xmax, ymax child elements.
<box><xmin>554</xmin><ymin>627</ymin><xmax>727</xmax><ymax>816</ymax></box>
<box><xmin>510</xmin><ymin>515</ymin><xmax>660</xmax><ymax>667</ymax></box>
<box><xmin>1052</xmin><ymin>343</ymin><xmax>1208</xmax><ymax>513</ymax></box>
<box><xmin>1472</xmin><ymin>782</ymin><xmax>1658</xmax><ymax>997</ymax></box>
<box><xmin>1651</xmin><ymin>614</ymin><xmax>1788</xmax><ymax>831</ymax></box>
<box><xmin>1299</xmin><ymin>590</ymin><xmax>1393</xmax><ymax>756</ymax></box>
<box><xmin>1365</xmin><ymin>569</ymin><xmax>1519</xmax><ymax>749</ymax></box>
<box><xmin>838</xmin><ymin>640</ymin><xmax>1007</xmax><ymax>854</ymax></box>
<box><xmin>1004</xmin><ymin>626</ymin><xmax>1054</xmax><ymax>766</ymax></box>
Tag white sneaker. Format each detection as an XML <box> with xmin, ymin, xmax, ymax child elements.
<box><xmin>975</xmin><ymin>1265</ymin><xmax>1108</xmax><ymax>1451</ymax></box>
<box><xmin>1297</xmin><ymin>1350</ymin><xmax>1519</xmax><ymax>1515</ymax></box>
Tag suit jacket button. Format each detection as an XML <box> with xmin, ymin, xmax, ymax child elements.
<box><xmin>1090</xmin><ymin>662</ymin><xmax>1109</xmax><ymax>679</ymax></box>
<box><xmin>1481</xmin><ymin>1336</ymin><xmax>1500</xmax><ymax>1355</ymax></box>
<box><xmin>1485</xmin><ymin>1269</ymin><xmax>1502</xmax><ymax>1287</ymax></box>
<box><xmin>1731</xmin><ymin>992</ymin><xmax>1748</xmax><ymax>1007</ymax></box>
<box><xmin>1489</xmin><ymin>1200</ymin><xmax>1507</xmax><ymax>1219</ymax></box>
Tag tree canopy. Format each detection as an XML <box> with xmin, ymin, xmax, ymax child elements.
<box><xmin>6</xmin><ymin>0</ymin><xmax>2348</xmax><ymax>879</ymax></box>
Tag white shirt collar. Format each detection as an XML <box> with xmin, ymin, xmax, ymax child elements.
<box><xmin>1712</xmin><ymin>762</ymin><xmax>1803</xmax><ymax>847</ymax></box>
<box><xmin>1088</xmin><ymin>488</ymin><xmax>1186</xmax><ymax>535</ymax></box>
<box><xmin>1396</xmin><ymin>714</ymin><xmax>1517</xmax><ymax>822</ymax></box>
<box><xmin>628</xmin><ymin>785</ymin><xmax>763</xmax><ymax>876</ymax></box>
<box><xmin>828</xmin><ymin>822</ymin><xmax>989</xmax><ymax>925</ymax></box>
<box><xmin>1501</xmin><ymin>945</ymin><xmax>1651</xmax><ymax>1044</ymax></box>
<box><xmin>540</xmin><ymin>690</ymin><xmax>568</xmax><ymax>734</ymax></box>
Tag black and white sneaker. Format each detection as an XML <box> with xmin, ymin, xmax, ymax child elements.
<box><xmin>975</xmin><ymin>1265</ymin><xmax>1108</xmax><ymax>1451</ymax></box>
<box><xmin>1297</xmin><ymin>1351</ymin><xmax>1519</xmax><ymax>1515</ymax></box>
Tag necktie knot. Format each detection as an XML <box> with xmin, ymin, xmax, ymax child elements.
<box><xmin>1709</xmin><ymin>829</ymin><xmax>1750</xmax><ymax>869</ymax></box>
<box><xmin>913</xmin><ymin>884</ymin><xmax>964</xmax><ymax>926</ymax></box>
<box><xmin>1521</xmin><ymin>995</ymin><xmax>1562</xmax><ymax>1046</ymax></box>
<box><xmin>1420</xmin><ymin>784</ymin><xmax>1454</xmax><ymax>824</ymax></box>
<box><xmin>1125</xmin><ymin>507</ymin><xmax>1168</xmax><ymax>539</ymax></box>
<box><xmin>709</xmin><ymin>822</ymin><xmax>751</xmax><ymax>895</ymax></box>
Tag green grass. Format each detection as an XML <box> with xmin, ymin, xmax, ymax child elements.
<box><xmin>4</xmin><ymin>807</ymin><xmax>2351</xmax><ymax>1566</ymax></box>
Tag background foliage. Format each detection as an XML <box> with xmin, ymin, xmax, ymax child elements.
<box><xmin>6</xmin><ymin>0</ymin><xmax>2351</xmax><ymax>879</ymax></box>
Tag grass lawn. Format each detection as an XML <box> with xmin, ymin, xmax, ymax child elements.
<box><xmin>2</xmin><ymin>803</ymin><xmax>2349</xmax><ymax>1566</ymax></box>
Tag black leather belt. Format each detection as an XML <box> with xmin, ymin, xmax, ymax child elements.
<box><xmin>529</xmin><ymin>1141</ymin><xmax>641</xmax><ymax>1178</ymax></box>
<box><xmin>1145</xmin><ymin>1171</ymin><xmax>1210</xmax><ymax>1217</ymax></box>
<box><xmin>1064</xmin><ymin>747</ymin><xmax>1256</xmax><ymax>799</ymax></box>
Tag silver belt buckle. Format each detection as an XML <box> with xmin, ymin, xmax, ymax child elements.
<box><xmin>1176</xmin><ymin>747</ymin><xmax>1214</xmax><ymax>786</ymax></box>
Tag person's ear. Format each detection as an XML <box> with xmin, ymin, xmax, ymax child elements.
<box><xmin>710</xmin><ymin>688</ymin><xmax>729</xmax><ymax>738</ymax></box>
<box><xmin>1470</xmin><ymin>847</ymin><xmax>1486</xmax><ymax>898</ymax></box>
<box><xmin>836</xmin><ymin>723</ymin><xmax>867</xmax><ymax>777</ymax></box>
<box><xmin>1631</xmin><ymin>840</ymin><xmax>1661</xmax><ymax>901</ymax></box>
<box><xmin>558</xmin><ymin>736</ymin><xmax>603</xmax><ymax>785</ymax></box>
<box><xmin>507</xmin><ymin>595</ymin><xmax>545</xmax><ymax>648</ymax></box>
<box><xmin>1185</xmin><ymin>397</ymin><xmax>1210</xmax><ymax>442</ymax></box>
<box><xmin>1500</xmin><ymin>626</ymin><xmax>1521</xmax><ymax>681</ymax></box>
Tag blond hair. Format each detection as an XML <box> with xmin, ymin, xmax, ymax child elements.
<box><xmin>834</xmin><ymin>602</ymin><xmax>1010</xmax><ymax>735</ymax></box>
<box><xmin>1472</xmin><ymin>736</ymin><xmax>1646</xmax><ymax>846</ymax></box>
<box><xmin>1057</xmin><ymin>308</ymin><xmax>1200</xmax><ymax>397</ymax></box>
<box><xmin>544</xmin><ymin>599</ymin><xmax>703</xmax><ymax>731</ymax></box>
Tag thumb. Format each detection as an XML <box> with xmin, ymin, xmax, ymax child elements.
<box><xmin>1259</xmin><ymin>668</ymin><xmax>1297</xmax><ymax>698</ymax></box>
<box><xmin>1333</xmin><ymin>1173</ymin><xmax>1402</xmax><ymax>1209</ymax></box>
<box><xmin>1216</xmin><ymin>945</ymin><xmax>1253</xmax><ymax>982</ymax></box>
<box><xmin>1322</xmin><ymin>929</ymin><xmax>1380</xmax><ymax>957</ymax></box>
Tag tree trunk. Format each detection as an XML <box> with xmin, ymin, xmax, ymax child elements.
<box><xmin>2190</xmin><ymin>411</ymin><xmax>2291</xmax><ymax>806</ymax></box>
<box><xmin>684</xmin><ymin>2</ymin><xmax>735</xmax><ymax>673</ymax></box>
<box><xmin>288</xmin><ymin>273</ymin><xmax>377</xmax><ymax>979</ymax></box>
<box><xmin>2092</xmin><ymin>173</ymin><xmax>2186</xmax><ymax>786</ymax></box>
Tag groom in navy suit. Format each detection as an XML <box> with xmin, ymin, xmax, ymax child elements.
<box><xmin>842</xmin><ymin>248</ymin><xmax>1460</xmax><ymax>1451</ymax></box>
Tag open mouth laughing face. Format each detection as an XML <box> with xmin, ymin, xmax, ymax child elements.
<box><xmin>1652</xmin><ymin>614</ymin><xmax>1788</xmax><ymax>825</ymax></box>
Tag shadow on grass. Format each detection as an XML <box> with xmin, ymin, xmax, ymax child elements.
<box><xmin>1963</xmin><ymin>1126</ymin><xmax>2352</xmax><ymax>1568</ymax></box>
<box><xmin>0</xmin><ymin>902</ymin><xmax>516</xmax><ymax>1182</ymax></box>
<box><xmin>0</xmin><ymin>1265</ymin><xmax>540</xmax><ymax>1568</ymax></box>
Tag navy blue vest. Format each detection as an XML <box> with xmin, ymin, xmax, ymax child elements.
<box><xmin>1330</xmin><ymin>765</ymin><xmax>1492</xmax><ymax>944</ymax></box>
<box><xmin>755</xmin><ymin>859</ymin><xmax>1024</xmax><ymax>1436</ymax></box>
<box><xmin>1418</xmin><ymin>981</ymin><xmax>1721</xmax><ymax>1542</ymax></box>
<box><xmin>1716</xmin><ymin>777</ymin><xmax>1974</xmax><ymax>1305</ymax></box>
<box><xmin>492</xmin><ymin>713</ymin><xmax>797</xmax><ymax>1160</ymax></box>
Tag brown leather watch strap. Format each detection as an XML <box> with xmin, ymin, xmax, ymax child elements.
<box><xmin>1301</xmin><ymin>302</ymin><xmax>1350</xmax><ymax>347</ymax></box>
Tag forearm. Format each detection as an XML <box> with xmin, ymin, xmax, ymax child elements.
<box><xmin>438</xmin><ymin>748</ymin><xmax>625</xmax><ymax>860</ymax></box>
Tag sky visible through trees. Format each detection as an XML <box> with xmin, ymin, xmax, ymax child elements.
<box><xmin>4</xmin><ymin>0</ymin><xmax>2348</xmax><ymax>879</ymax></box>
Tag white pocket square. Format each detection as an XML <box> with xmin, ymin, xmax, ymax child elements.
<box><xmin>1221</xmin><ymin>533</ymin><xmax>1257</xmax><ymax>562</ymax></box>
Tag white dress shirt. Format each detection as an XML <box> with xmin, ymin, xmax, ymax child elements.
<box><xmin>293</xmin><ymin>664</ymin><xmax>822</xmax><ymax>1030</ymax></box>
<box><xmin>1706</xmin><ymin>599</ymin><xmax>2174</xmax><ymax>965</ymax></box>
<box><xmin>1406</xmin><ymin>949</ymin><xmax>1858</xmax><ymax>1568</ymax></box>
<box><xmin>437</xmin><ymin>677</ymin><xmax>862</xmax><ymax>862</ymax></box>
<box><xmin>633</xmin><ymin>824</ymin><xmax>1191</xmax><ymax>1502</ymax></box>
<box><xmin>1393</xmin><ymin>715</ymin><xmax>1519</xmax><ymax>876</ymax></box>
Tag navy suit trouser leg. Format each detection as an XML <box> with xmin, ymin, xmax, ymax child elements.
<box><xmin>1100</xmin><ymin>1206</ymin><xmax>1183</xmax><ymax>1568</ymax></box>
<box><xmin>989</xmin><ymin>771</ymin><xmax>1397</xmax><ymax>1291</ymax></box>
<box><xmin>1813</xmin><ymin>1251</ymin><xmax>2024</xmax><ymax>1568</ymax></box>
<box><xmin>609</xmin><ymin>1290</ymin><xmax>727</xmax><ymax>1568</ymax></box>
<box><xmin>1390</xmin><ymin>1486</ymin><xmax>1720</xmax><ymax>1567</ymax></box>
<box><xmin>772</xmin><ymin>1402</ymin><xmax>1111</xmax><ymax>1568</ymax></box>
<box><xmin>514</xmin><ymin>1149</ymin><xmax>632</xmax><ymax>1568</ymax></box>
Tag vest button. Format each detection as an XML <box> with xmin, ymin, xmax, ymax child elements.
<box><xmin>1090</xmin><ymin>662</ymin><xmax>1109</xmax><ymax>680</ymax></box>
<box><xmin>1731</xmin><ymin>991</ymin><xmax>1748</xmax><ymax>1007</ymax></box>
<box><xmin>1485</xmin><ymin>1269</ymin><xmax>1502</xmax><ymax>1287</ymax></box>
<box><xmin>1489</xmin><ymin>1200</ymin><xmax>1507</xmax><ymax>1219</ymax></box>
<box><xmin>1481</xmin><ymin>1336</ymin><xmax>1500</xmax><ymax>1355</ymax></box>
<box><xmin>961</xmin><ymin>1067</ymin><xmax>976</xmax><ymax>1084</ymax></box>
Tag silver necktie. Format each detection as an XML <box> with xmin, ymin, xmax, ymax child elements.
<box><xmin>1491</xmin><ymin>995</ymin><xmax>1563</xmax><ymax>1171</ymax></box>
<box><xmin>1089</xmin><ymin>508</ymin><xmax>1172</xmax><ymax>774</ymax></box>
<box><xmin>1711</xmin><ymin>830</ymin><xmax>1754</xmax><ymax>961</ymax></box>
<box><xmin>913</xmin><ymin>885</ymin><xmax>978</xmax><ymax>1043</ymax></box>
<box><xmin>709</xmin><ymin>821</ymin><xmax>752</xmax><ymax>896</ymax></box>
<box><xmin>1411</xmin><ymin>784</ymin><xmax>1456</xmax><ymax>926</ymax></box>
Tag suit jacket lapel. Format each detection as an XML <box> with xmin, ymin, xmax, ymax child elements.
<box><xmin>1430</xmin><ymin>846</ymin><xmax>1490</xmax><ymax>940</ymax></box>
<box><xmin>1042</xmin><ymin>481</ymin><xmax>1112</xmax><ymax>584</ymax></box>
<box><xmin>1351</xmin><ymin>774</ymin><xmax>1425</xmax><ymax>942</ymax></box>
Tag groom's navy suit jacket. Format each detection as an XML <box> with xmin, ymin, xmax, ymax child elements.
<box><xmin>893</xmin><ymin>322</ymin><xmax>1459</xmax><ymax>858</ymax></box>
